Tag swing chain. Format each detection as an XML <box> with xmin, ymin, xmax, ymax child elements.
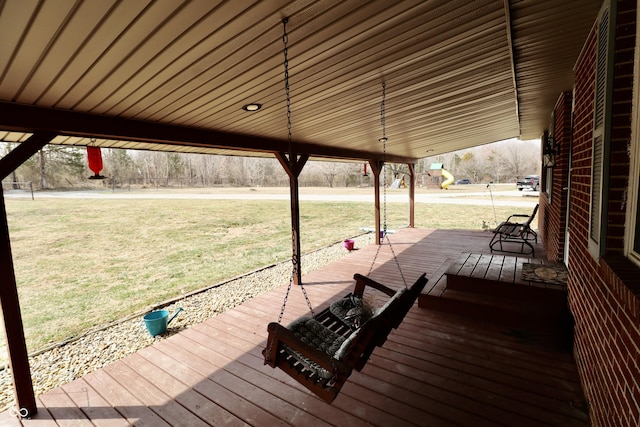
<box><xmin>380</xmin><ymin>82</ymin><xmax>386</xmax><ymax>141</ymax></box>
<box><xmin>381</xmin><ymin>82</ymin><xmax>387</xmax><ymax>239</ymax></box>
<box><xmin>283</xmin><ymin>18</ymin><xmax>292</xmax><ymax>158</ymax></box>
<box><xmin>277</xmin><ymin>275</ymin><xmax>293</xmax><ymax>324</ymax></box>
<box><xmin>276</xmin><ymin>17</ymin><xmax>315</xmax><ymax>322</ymax></box>
<box><xmin>367</xmin><ymin>82</ymin><xmax>407</xmax><ymax>287</ymax></box>
<box><xmin>368</xmin><ymin>82</ymin><xmax>387</xmax><ymax>276</ymax></box>
<box><xmin>299</xmin><ymin>273</ymin><xmax>315</xmax><ymax>318</ymax></box>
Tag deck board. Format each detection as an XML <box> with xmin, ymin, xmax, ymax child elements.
<box><xmin>501</xmin><ymin>254</ymin><xmax>518</xmax><ymax>283</ymax></box>
<box><xmin>7</xmin><ymin>229</ymin><xmax>588</xmax><ymax>427</ymax></box>
<box><xmin>83</xmin><ymin>368</ymin><xmax>172</xmax><ymax>426</ymax></box>
<box><xmin>37</xmin><ymin>392</ymin><xmax>93</xmax><ymax>427</ymax></box>
<box><xmin>485</xmin><ymin>253</ymin><xmax>505</xmax><ymax>281</ymax></box>
<box><xmin>442</xmin><ymin>252</ymin><xmax>566</xmax><ymax>296</ymax></box>
<box><xmin>60</xmin><ymin>378</ymin><xmax>130</xmax><ymax>427</ymax></box>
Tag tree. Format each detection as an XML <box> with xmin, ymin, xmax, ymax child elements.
<box><xmin>29</xmin><ymin>146</ymin><xmax>85</xmax><ymax>189</ymax></box>
<box><xmin>103</xmin><ymin>149</ymin><xmax>137</xmax><ymax>186</ymax></box>
<box><xmin>0</xmin><ymin>138</ymin><xmax>542</xmax><ymax>190</ymax></box>
<box><xmin>495</xmin><ymin>139</ymin><xmax>540</xmax><ymax>181</ymax></box>
<box><xmin>320</xmin><ymin>162</ymin><xmax>343</xmax><ymax>188</ymax></box>
<box><xmin>419</xmin><ymin>139</ymin><xmax>540</xmax><ymax>184</ymax></box>
<box><xmin>166</xmin><ymin>153</ymin><xmax>184</xmax><ymax>185</ymax></box>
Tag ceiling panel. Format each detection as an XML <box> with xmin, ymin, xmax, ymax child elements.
<box><xmin>0</xmin><ymin>0</ymin><xmax>603</xmax><ymax>162</ymax></box>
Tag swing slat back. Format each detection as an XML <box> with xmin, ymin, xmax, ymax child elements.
<box><xmin>263</xmin><ymin>272</ymin><xmax>427</xmax><ymax>403</ymax></box>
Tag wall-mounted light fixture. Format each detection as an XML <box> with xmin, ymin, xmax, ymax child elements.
<box><xmin>543</xmin><ymin>135</ymin><xmax>560</xmax><ymax>168</ymax></box>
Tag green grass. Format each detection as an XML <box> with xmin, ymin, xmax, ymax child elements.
<box><xmin>5</xmin><ymin>192</ymin><xmax>524</xmax><ymax>353</ymax></box>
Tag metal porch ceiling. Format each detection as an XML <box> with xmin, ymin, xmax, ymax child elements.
<box><xmin>0</xmin><ymin>0</ymin><xmax>602</xmax><ymax>162</ymax></box>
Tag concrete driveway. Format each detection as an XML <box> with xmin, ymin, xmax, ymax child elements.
<box><xmin>3</xmin><ymin>185</ymin><xmax>539</xmax><ymax>208</ymax></box>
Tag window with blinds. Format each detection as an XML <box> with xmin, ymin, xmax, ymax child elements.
<box><xmin>588</xmin><ymin>1</ymin><xmax>613</xmax><ymax>259</ymax></box>
<box><xmin>627</xmin><ymin>7</ymin><xmax>640</xmax><ymax>266</ymax></box>
<box><xmin>590</xmin><ymin>135</ymin><xmax>603</xmax><ymax>241</ymax></box>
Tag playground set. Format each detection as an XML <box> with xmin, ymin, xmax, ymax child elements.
<box><xmin>425</xmin><ymin>163</ymin><xmax>454</xmax><ymax>189</ymax></box>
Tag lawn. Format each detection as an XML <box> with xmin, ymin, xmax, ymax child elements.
<box><xmin>4</xmin><ymin>188</ymin><xmax>528</xmax><ymax>355</ymax></box>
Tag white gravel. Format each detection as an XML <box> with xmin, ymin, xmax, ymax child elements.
<box><xmin>0</xmin><ymin>234</ymin><xmax>374</xmax><ymax>413</ymax></box>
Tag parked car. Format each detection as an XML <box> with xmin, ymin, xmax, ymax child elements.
<box><xmin>454</xmin><ymin>178</ymin><xmax>471</xmax><ymax>185</ymax></box>
<box><xmin>516</xmin><ymin>175</ymin><xmax>540</xmax><ymax>191</ymax></box>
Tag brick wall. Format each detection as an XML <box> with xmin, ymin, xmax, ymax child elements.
<box><xmin>568</xmin><ymin>1</ymin><xmax>640</xmax><ymax>425</ymax></box>
<box><xmin>540</xmin><ymin>92</ymin><xmax>572</xmax><ymax>262</ymax></box>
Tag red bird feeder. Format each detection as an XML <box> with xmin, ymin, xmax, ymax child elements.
<box><xmin>87</xmin><ymin>146</ymin><xmax>105</xmax><ymax>179</ymax></box>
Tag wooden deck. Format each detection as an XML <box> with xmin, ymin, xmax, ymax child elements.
<box><xmin>0</xmin><ymin>228</ymin><xmax>589</xmax><ymax>426</ymax></box>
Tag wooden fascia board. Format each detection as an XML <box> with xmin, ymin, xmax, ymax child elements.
<box><xmin>0</xmin><ymin>102</ymin><xmax>416</xmax><ymax>163</ymax></box>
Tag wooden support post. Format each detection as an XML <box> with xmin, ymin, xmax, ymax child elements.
<box><xmin>276</xmin><ymin>152</ymin><xmax>308</xmax><ymax>286</ymax></box>
<box><xmin>0</xmin><ymin>132</ymin><xmax>55</xmax><ymax>181</ymax></box>
<box><xmin>0</xmin><ymin>188</ymin><xmax>36</xmax><ymax>417</ymax></box>
<box><xmin>0</xmin><ymin>133</ymin><xmax>55</xmax><ymax>418</ymax></box>
<box><xmin>408</xmin><ymin>163</ymin><xmax>415</xmax><ymax>228</ymax></box>
<box><xmin>369</xmin><ymin>160</ymin><xmax>384</xmax><ymax>245</ymax></box>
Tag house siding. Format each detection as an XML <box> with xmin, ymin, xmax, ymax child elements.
<box><xmin>567</xmin><ymin>1</ymin><xmax>640</xmax><ymax>425</ymax></box>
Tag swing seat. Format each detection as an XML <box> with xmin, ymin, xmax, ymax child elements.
<box><xmin>263</xmin><ymin>272</ymin><xmax>427</xmax><ymax>403</ymax></box>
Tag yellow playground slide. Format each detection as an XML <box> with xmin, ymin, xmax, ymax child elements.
<box><xmin>441</xmin><ymin>169</ymin><xmax>454</xmax><ymax>189</ymax></box>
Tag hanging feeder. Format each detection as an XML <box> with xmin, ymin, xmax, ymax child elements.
<box><xmin>87</xmin><ymin>145</ymin><xmax>106</xmax><ymax>179</ymax></box>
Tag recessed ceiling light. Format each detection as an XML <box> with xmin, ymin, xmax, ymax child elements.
<box><xmin>379</xmin><ymin>137</ymin><xmax>388</xmax><ymax>143</ymax></box>
<box><xmin>242</xmin><ymin>103</ymin><xmax>262</xmax><ymax>112</ymax></box>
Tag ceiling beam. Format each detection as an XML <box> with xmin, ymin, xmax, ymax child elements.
<box><xmin>0</xmin><ymin>102</ymin><xmax>417</xmax><ymax>164</ymax></box>
<box><xmin>0</xmin><ymin>132</ymin><xmax>57</xmax><ymax>180</ymax></box>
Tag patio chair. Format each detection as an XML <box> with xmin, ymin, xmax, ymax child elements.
<box><xmin>489</xmin><ymin>204</ymin><xmax>539</xmax><ymax>256</ymax></box>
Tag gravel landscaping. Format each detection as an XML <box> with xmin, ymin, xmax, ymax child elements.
<box><xmin>0</xmin><ymin>233</ymin><xmax>373</xmax><ymax>413</ymax></box>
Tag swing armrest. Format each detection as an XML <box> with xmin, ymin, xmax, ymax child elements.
<box><xmin>264</xmin><ymin>322</ymin><xmax>350</xmax><ymax>374</ymax></box>
<box><xmin>354</xmin><ymin>272</ymin><xmax>428</xmax><ymax>298</ymax></box>
<box><xmin>355</xmin><ymin>273</ymin><xmax>428</xmax><ymax>329</ymax></box>
<box><xmin>353</xmin><ymin>273</ymin><xmax>396</xmax><ymax>298</ymax></box>
<box><xmin>406</xmin><ymin>273</ymin><xmax>429</xmax><ymax>296</ymax></box>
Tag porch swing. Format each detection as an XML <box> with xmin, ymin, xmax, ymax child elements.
<box><xmin>262</xmin><ymin>19</ymin><xmax>427</xmax><ymax>404</ymax></box>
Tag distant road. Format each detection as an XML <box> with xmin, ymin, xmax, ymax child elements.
<box><xmin>3</xmin><ymin>187</ymin><xmax>539</xmax><ymax>207</ymax></box>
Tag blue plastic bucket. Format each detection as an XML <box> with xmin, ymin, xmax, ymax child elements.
<box><xmin>143</xmin><ymin>307</ymin><xmax>183</xmax><ymax>336</ymax></box>
<box><xmin>143</xmin><ymin>310</ymin><xmax>169</xmax><ymax>336</ymax></box>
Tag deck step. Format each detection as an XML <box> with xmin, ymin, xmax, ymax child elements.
<box><xmin>421</xmin><ymin>257</ymin><xmax>453</xmax><ymax>298</ymax></box>
<box><xmin>446</xmin><ymin>274</ymin><xmax>566</xmax><ymax>304</ymax></box>
<box><xmin>418</xmin><ymin>253</ymin><xmax>571</xmax><ymax>347</ymax></box>
<box><xmin>419</xmin><ymin>289</ymin><xmax>573</xmax><ymax>349</ymax></box>
<box><xmin>442</xmin><ymin>252</ymin><xmax>567</xmax><ymax>303</ymax></box>
<box><xmin>420</xmin><ymin>288</ymin><xmax>562</xmax><ymax>325</ymax></box>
